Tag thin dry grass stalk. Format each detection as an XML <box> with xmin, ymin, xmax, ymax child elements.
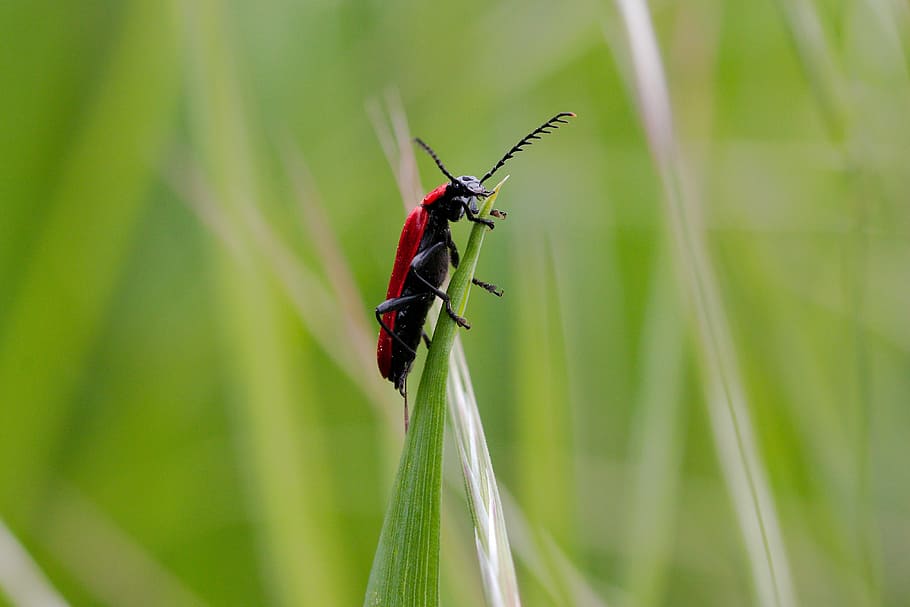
<box><xmin>0</xmin><ymin>518</ymin><xmax>69</xmax><ymax>607</ymax></box>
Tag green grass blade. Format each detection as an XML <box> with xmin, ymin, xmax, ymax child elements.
<box><xmin>610</xmin><ymin>1</ymin><xmax>797</xmax><ymax>606</ymax></box>
<box><xmin>180</xmin><ymin>2</ymin><xmax>352</xmax><ymax>604</ymax></box>
<box><xmin>622</xmin><ymin>247</ymin><xmax>686</xmax><ymax>607</ymax></box>
<box><xmin>0</xmin><ymin>0</ymin><xmax>178</xmax><ymax>520</ymax></box>
<box><xmin>364</xmin><ymin>180</ymin><xmax>507</xmax><ymax>607</ymax></box>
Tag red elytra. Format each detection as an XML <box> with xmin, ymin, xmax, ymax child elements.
<box><xmin>377</xmin><ymin>183</ymin><xmax>448</xmax><ymax>378</ymax></box>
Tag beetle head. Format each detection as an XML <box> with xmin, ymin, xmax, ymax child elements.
<box><xmin>453</xmin><ymin>175</ymin><xmax>488</xmax><ymax>198</ymax></box>
<box><xmin>445</xmin><ymin>175</ymin><xmax>492</xmax><ymax>221</ymax></box>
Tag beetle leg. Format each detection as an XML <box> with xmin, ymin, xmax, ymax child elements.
<box><xmin>422</xmin><ymin>331</ymin><xmax>432</xmax><ymax>348</ymax></box>
<box><xmin>446</xmin><ymin>231</ymin><xmax>460</xmax><ymax>269</ymax></box>
<box><xmin>478</xmin><ymin>192</ymin><xmax>507</xmax><ymax>219</ymax></box>
<box><xmin>410</xmin><ymin>269</ymin><xmax>471</xmax><ymax>329</ymax></box>
<box><xmin>472</xmin><ymin>278</ymin><xmax>503</xmax><ymax>297</ymax></box>
<box><xmin>410</xmin><ymin>243</ymin><xmax>471</xmax><ymax>329</ymax></box>
<box><xmin>460</xmin><ymin>201</ymin><xmax>495</xmax><ymax>230</ymax></box>
<box><xmin>375</xmin><ymin>294</ymin><xmax>427</xmax><ymax>356</ymax></box>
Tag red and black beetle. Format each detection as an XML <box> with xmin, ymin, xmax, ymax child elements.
<box><xmin>375</xmin><ymin>112</ymin><xmax>575</xmax><ymax>427</ymax></box>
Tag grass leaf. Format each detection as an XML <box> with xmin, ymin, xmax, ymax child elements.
<box><xmin>364</xmin><ymin>179</ymin><xmax>507</xmax><ymax>607</ymax></box>
<box><xmin>610</xmin><ymin>1</ymin><xmax>796</xmax><ymax>605</ymax></box>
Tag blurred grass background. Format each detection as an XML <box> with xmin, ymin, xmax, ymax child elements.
<box><xmin>1</xmin><ymin>0</ymin><xmax>908</xmax><ymax>605</ymax></box>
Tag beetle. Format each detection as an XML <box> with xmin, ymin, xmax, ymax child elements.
<box><xmin>375</xmin><ymin>112</ymin><xmax>575</xmax><ymax>428</ymax></box>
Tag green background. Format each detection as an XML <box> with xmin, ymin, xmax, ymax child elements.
<box><xmin>0</xmin><ymin>0</ymin><xmax>907</xmax><ymax>605</ymax></box>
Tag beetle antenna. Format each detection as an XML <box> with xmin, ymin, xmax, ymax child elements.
<box><xmin>414</xmin><ymin>138</ymin><xmax>457</xmax><ymax>182</ymax></box>
<box><xmin>480</xmin><ymin>112</ymin><xmax>575</xmax><ymax>183</ymax></box>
